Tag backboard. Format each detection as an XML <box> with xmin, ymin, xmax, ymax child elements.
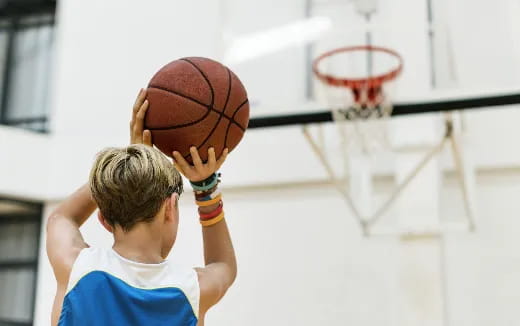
<box><xmin>219</xmin><ymin>0</ymin><xmax>520</xmax><ymax>236</ymax></box>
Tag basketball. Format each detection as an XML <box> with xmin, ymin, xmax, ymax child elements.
<box><xmin>144</xmin><ymin>57</ymin><xmax>249</xmax><ymax>163</ymax></box>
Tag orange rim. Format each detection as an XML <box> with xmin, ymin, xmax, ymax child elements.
<box><xmin>313</xmin><ymin>45</ymin><xmax>404</xmax><ymax>90</ymax></box>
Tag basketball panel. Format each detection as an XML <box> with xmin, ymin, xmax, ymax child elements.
<box><xmin>148</xmin><ymin>59</ymin><xmax>212</xmax><ymax>106</ymax></box>
<box><xmin>145</xmin><ymin>88</ymin><xmax>209</xmax><ymax>129</ymax></box>
<box><xmin>197</xmin><ymin>118</ymin><xmax>230</xmax><ymax>162</ymax></box>
<box><xmin>151</xmin><ymin>110</ymin><xmax>221</xmax><ymax>161</ymax></box>
<box><xmin>225</xmin><ymin>123</ymin><xmax>246</xmax><ymax>153</ymax></box>
<box><xmin>223</xmin><ymin>70</ymin><xmax>249</xmax><ymax>118</ymax></box>
<box><xmin>231</xmin><ymin>100</ymin><xmax>250</xmax><ymax>130</ymax></box>
<box><xmin>184</xmin><ymin>57</ymin><xmax>231</xmax><ymax>111</ymax></box>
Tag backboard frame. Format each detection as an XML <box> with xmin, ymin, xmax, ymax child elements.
<box><xmin>248</xmin><ymin>92</ymin><xmax>520</xmax><ymax>129</ymax></box>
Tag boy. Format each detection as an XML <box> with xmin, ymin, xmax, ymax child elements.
<box><xmin>46</xmin><ymin>89</ymin><xmax>236</xmax><ymax>325</ymax></box>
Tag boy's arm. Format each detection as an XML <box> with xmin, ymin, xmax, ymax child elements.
<box><xmin>46</xmin><ymin>185</ymin><xmax>96</xmax><ymax>283</ymax></box>
<box><xmin>173</xmin><ymin>147</ymin><xmax>237</xmax><ymax>316</ymax></box>
<box><xmin>46</xmin><ymin>184</ymin><xmax>97</xmax><ymax>326</ymax></box>
<box><xmin>196</xmin><ymin>217</ymin><xmax>237</xmax><ymax>313</ymax></box>
<box><xmin>47</xmin><ymin>88</ymin><xmax>152</xmax><ymax>283</ymax></box>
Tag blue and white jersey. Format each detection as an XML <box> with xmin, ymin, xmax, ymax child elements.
<box><xmin>58</xmin><ymin>247</ymin><xmax>199</xmax><ymax>326</ymax></box>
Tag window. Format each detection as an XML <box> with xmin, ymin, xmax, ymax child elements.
<box><xmin>0</xmin><ymin>1</ymin><xmax>57</xmax><ymax>133</ymax></box>
<box><xmin>0</xmin><ymin>198</ymin><xmax>42</xmax><ymax>326</ymax></box>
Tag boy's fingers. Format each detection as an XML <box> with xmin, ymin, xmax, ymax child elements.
<box><xmin>131</xmin><ymin>101</ymin><xmax>149</xmax><ymax>143</ymax></box>
<box><xmin>131</xmin><ymin>89</ymin><xmax>146</xmax><ymax>130</ymax></box>
<box><xmin>216</xmin><ymin>148</ymin><xmax>229</xmax><ymax>170</ymax></box>
<box><xmin>208</xmin><ymin>147</ymin><xmax>216</xmax><ymax>171</ymax></box>
<box><xmin>143</xmin><ymin>130</ymin><xmax>152</xmax><ymax>146</ymax></box>
<box><xmin>173</xmin><ymin>151</ymin><xmax>191</xmax><ymax>173</ymax></box>
<box><xmin>136</xmin><ymin>100</ymin><xmax>149</xmax><ymax>122</ymax></box>
<box><xmin>173</xmin><ymin>161</ymin><xmax>185</xmax><ymax>175</ymax></box>
<box><xmin>132</xmin><ymin>124</ymin><xmax>141</xmax><ymax>140</ymax></box>
<box><xmin>130</xmin><ymin>127</ymin><xmax>138</xmax><ymax>144</ymax></box>
<box><xmin>190</xmin><ymin>146</ymin><xmax>203</xmax><ymax>169</ymax></box>
<box><xmin>133</xmin><ymin>88</ymin><xmax>146</xmax><ymax>114</ymax></box>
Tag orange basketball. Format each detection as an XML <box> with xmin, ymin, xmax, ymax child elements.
<box><xmin>144</xmin><ymin>57</ymin><xmax>250</xmax><ymax>163</ymax></box>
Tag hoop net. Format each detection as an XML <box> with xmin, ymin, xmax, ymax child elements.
<box><xmin>313</xmin><ymin>45</ymin><xmax>403</xmax><ymax>154</ymax></box>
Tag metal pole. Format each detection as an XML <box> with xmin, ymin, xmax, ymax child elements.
<box><xmin>447</xmin><ymin>118</ymin><xmax>476</xmax><ymax>231</ymax></box>
<box><xmin>365</xmin><ymin>13</ymin><xmax>373</xmax><ymax>78</ymax></box>
<box><xmin>302</xmin><ymin>125</ymin><xmax>368</xmax><ymax>233</ymax></box>
<box><xmin>427</xmin><ymin>0</ymin><xmax>437</xmax><ymax>88</ymax></box>
<box><xmin>364</xmin><ymin>136</ymin><xmax>448</xmax><ymax>229</ymax></box>
<box><xmin>0</xmin><ymin>18</ymin><xmax>17</xmax><ymax>124</ymax></box>
<box><xmin>304</xmin><ymin>0</ymin><xmax>314</xmax><ymax>100</ymax></box>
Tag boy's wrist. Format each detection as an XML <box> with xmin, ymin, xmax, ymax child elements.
<box><xmin>190</xmin><ymin>173</ymin><xmax>220</xmax><ymax>192</ymax></box>
<box><xmin>192</xmin><ymin>173</ymin><xmax>225</xmax><ymax>227</ymax></box>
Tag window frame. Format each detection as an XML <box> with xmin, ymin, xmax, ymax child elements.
<box><xmin>0</xmin><ymin>1</ymin><xmax>56</xmax><ymax>133</ymax></box>
<box><xmin>0</xmin><ymin>198</ymin><xmax>43</xmax><ymax>326</ymax></box>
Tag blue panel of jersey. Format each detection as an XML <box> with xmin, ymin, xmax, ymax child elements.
<box><xmin>58</xmin><ymin>271</ymin><xmax>197</xmax><ymax>326</ymax></box>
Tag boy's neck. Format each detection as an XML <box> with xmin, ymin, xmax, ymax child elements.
<box><xmin>112</xmin><ymin>222</ymin><xmax>165</xmax><ymax>264</ymax></box>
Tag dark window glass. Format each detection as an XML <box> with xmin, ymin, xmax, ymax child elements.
<box><xmin>0</xmin><ymin>1</ymin><xmax>56</xmax><ymax>133</ymax></box>
<box><xmin>0</xmin><ymin>199</ymin><xmax>42</xmax><ymax>326</ymax></box>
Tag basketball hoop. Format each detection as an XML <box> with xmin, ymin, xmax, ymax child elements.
<box><xmin>303</xmin><ymin>46</ymin><xmax>476</xmax><ymax>237</ymax></box>
<box><xmin>313</xmin><ymin>45</ymin><xmax>403</xmax><ymax>107</ymax></box>
<box><xmin>313</xmin><ymin>45</ymin><xmax>403</xmax><ymax>153</ymax></box>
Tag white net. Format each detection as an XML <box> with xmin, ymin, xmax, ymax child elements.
<box><xmin>330</xmin><ymin>85</ymin><xmax>395</xmax><ymax>154</ymax></box>
<box><xmin>314</xmin><ymin>46</ymin><xmax>401</xmax><ymax>155</ymax></box>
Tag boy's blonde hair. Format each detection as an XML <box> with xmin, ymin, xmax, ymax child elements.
<box><xmin>89</xmin><ymin>144</ymin><xmax>183</xmax><ymax>231</ymax></box>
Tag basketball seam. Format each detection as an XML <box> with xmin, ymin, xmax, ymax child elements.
<box><xmin>230</xmin><ymin>99</ymin><xmax>249</xmax><ymax>130</ymax></box>
<box><xmin>149</xmin><ymin>57</ymin><xmax>214</xmax><ymax>136</ymax></box>
<box><xmin>180</xmin><ymin>58</ymin><xmax>215</xmax><ymax>107</ymax></box>
<box><xmin>181</xmin><ymin>58</ymin><xmax>247</xmax><ymax>132</ymax></box>
<box><xmin>180</xmin><ymin>58</ymin><xmax>224</xmax><ymax>159</ymax></box>
<box><xmin>146</xmin><ymin>86</ymin><xmax>244</xmax><ymax>131</ymax></box>
<box><xmin>148</xmin><ymin>85</ymin><xmax>209</xmax><ymax>110</ymax></box>
<box><xmin>145</xmin><ymin>87</ymin><xmax>212</xmax><ymax>130</ymax></box>
<box><xmin>180</xmin><ymin>59</ymin><xmax>246</xmax><ymax>159</ymax></box>
<box><xmin>193</xmin><ymin>63</ymin><xmax>233</xmax><ymax>152</ymax></box>
<box><xmin>224</xmin><ymin>98</ymin><xmax>249</xmax><ymax>148</ymax></box>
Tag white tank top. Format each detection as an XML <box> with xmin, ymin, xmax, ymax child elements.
<box><xmin>59</xmin><ymin>247</ymin><xmax>200</xmax><ymax>326</ymax></box>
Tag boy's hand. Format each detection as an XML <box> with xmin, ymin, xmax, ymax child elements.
<box><xmin>130</xmin><ymin>88</ymin><xmax>152</xmax><ymax>146</ymax></box>
<box><xmin>173</xmin><ymin>147</ymin><xmax>228</xmax><ymax>182</ymax></box>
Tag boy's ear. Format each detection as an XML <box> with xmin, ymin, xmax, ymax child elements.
<box><xmin>165</xmin><ymin>193</ymin><xmax>179</xmax><ymax>222</ymax></box>
<box><xmin>172</xmin><ymin>193</ymin><xmax>179</xmax><ymax>208</ymax></box>
<box><xmin>97</xmin><ymin>211</ymin><xmax>114</xmax><ymax>233</ymax></box>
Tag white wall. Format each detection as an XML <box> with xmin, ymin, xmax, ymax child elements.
<box><xmin>0</xmin><ymin>126</ymin><xmax>51</xmax><ymax>200</ymax></box>
<box><xmin>222</xmin><ymin>0</ymin><xmax>307</xmax><ymax>111</ymax></box>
